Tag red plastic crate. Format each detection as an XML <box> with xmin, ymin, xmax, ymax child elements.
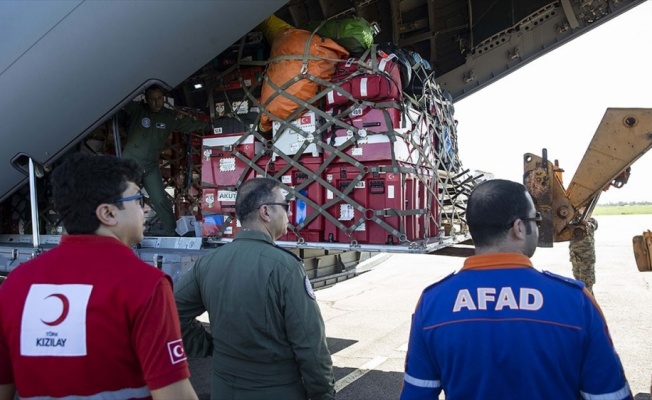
<box><xmin>322</xmin><ymin>163</ymin><xmax>421</xmax><ymax>245</ymax></box>
<box><xmin>413</xmin><ymin>168</ymin><xmax>441</xmax><ymax>239</ymax></box>
<box><xmin>255</xmin><ymin>156</ymin><xmax>325</xmax><ymax>242</ymax></box>
<box><xmin>201</xmin><ymin>187</ymin><xmax>237</xmax><ymax>214</ymax></box>
<box><xmin>323</xmin><ymin>105</ymin><xmax>428</xmax><ymax>165</ymax></box>
<box><xmin>326</xmin><ymin>55</ymin><xmax>403</xmax><ymax>107</ymax></box>
<box><xmin>201</xmin><ymin>134</ymin><xmax>261</xmax><ymax>187</ymax></box>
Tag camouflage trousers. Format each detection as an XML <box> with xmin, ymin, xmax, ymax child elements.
<box><xmin>569</xmin><ymin>240</ymin><xmax>596</xmax><ymax>293</ymax></box>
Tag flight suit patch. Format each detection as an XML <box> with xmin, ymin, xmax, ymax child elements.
<box><xmin>156</xmin><ymin>122</ymin><xmax>166</xmax><ymax>129</ymax></box>
<box><xmin>141</xmin><ymin>117</ymin><xmax>151</xmax><ymax>128</ymax></box>
<box><xmin>304</xmin><ymin>276</ymin><xmax>316</xmax><ymax>300</ymax></box>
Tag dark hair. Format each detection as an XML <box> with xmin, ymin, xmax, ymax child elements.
<box><xmin>145</xmin><ymin>84</ymin><xmax>166</xmax><ymax>97</ymax></box>
<box><xmin>51</xmin><ymin>153</ymin><xmax>142</xmax><ymax>234</ymax></box>
<box><xmin>466</xmin><ymin>179</ymin><xmax>531</xmax><ymax>247</ymax></box>
<box><xmin>235</xmin><ymin>178</ymin><xmax>281</xmax><ymax>223</ymax></box>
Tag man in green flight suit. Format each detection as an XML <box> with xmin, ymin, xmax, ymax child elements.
<box><xmin>174</xmin><ymin>177</ymin><xmax>336</xmax><ymax>400</ymax></box>
<box><xmin>120</xmin><ymin>85</ymin><xmax>212</xmax><ymax>236</ymax></box>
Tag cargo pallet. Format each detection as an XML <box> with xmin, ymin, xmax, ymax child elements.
<box><xmin>0</xmin><ymin>37</ymin><xmax>480</xmax><ymax>283</ymax></box>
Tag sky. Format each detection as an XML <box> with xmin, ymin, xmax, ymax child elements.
<box><xmin>454</xmin><ymin>2</ymin><xmax>652</xmax><ymax>204</ymax></box>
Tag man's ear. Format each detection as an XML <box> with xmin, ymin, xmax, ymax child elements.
<box><xmin>96</xmin><ymin>204</ymin><xmax>118</xmax><ymax>227</ymax></box>
<box><xmin>259</xmin><ymin>205</ymin><xmax>271</xmax><ymax>223</ymax></box>
<box><xmin>512</xmin><ymin>219</ymin><xmax>527</xmax><ymax>241</ymax></box>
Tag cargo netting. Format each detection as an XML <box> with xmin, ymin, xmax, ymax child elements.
<box><xmin>0</xmin><ymin>31</ymin><xmax>478</xmax><ymax>253</ymax></box>
<box><xmin>198</xmin><ymin>32</ymin><xmax>477</xmax><ymax>252</ymax></box>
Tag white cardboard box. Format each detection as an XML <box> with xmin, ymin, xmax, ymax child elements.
<box><xmin>176</xmin><ymin>216</ymin><xmax>200</xmax><ymax>237</ymax></box>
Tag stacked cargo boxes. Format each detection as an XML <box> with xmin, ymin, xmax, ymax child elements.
<box><xmin>261</xmin><ymin>110</ymin><xmax>326</xmax><ymax>242</ymax></box>
<box><xmin>318</xmin><ymin>52</ymin><xmax>440</xmax><ymax>245</ymax></box>
<box><xmin>256</xmin><ymin>156</ymin><xmax>325</xmax><ymax>242</ymax></box>
<box><xmin>321</xmin><ymin>164</ymin><xmax>421</xmax><ymax>244</ymax></box>
<box><xmin>200</xmin><ymin>133</ymin><xmax>262</xmax><ymax>238</ymax></box>
<box><xmin>201</xmin><ymin>52</ymin><xmax>267</xmax><ymax>237</ymax></box>
<box><xmin>199</xmin><ymin>41</ymin><xmax>459</xmax><ymax>246</ymax></box>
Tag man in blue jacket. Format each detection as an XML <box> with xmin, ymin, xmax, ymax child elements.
<box><xmin>400</xmin><ymin>179</ymin><xmax>632</xmax><ymax>400</ymax></box>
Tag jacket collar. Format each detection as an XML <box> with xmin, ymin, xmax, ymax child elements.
<box><xmin>234</xmin><ymin>229</ymin><xmax>274</xmax><ymax>244</ymax></box>
<box><xmin>461</xmin><ymin>252</ymin><xmax>533</xmax><ymax>271</ymax></box>
<box><xmin>60</xmin><ymin>234</ymin><xmax>126</xmax><ymax>247</ymax></box>
<box><xmin>233</xmin><ymin>229</ymin><xmax>302</xmax><ymax>262</ymax></box>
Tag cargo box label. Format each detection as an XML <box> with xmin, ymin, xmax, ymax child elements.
<box><xmin>340</xmin><ymin>204</ymin><xmax>354</xmax><ymax>221</ymax></box>
<box><xmin>217</xmin><ymin>191</ymin><xmax>237</xmax><ymax>202</ymax></box>
<box><xmin>203</xmin><ymin>149</ymin><xmax>212</xmax><ymax>161</ymax></box>
<box><xmin>205</xmin><ymin>193</ymin><xmax>215</xmax><ymax>208</ymax></box>
<box><xmin>219</xmin><ymin>158</ymin><xmax>236</xmax><ymax>172</ymax></box>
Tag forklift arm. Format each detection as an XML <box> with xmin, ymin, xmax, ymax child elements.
<box><xmin>524</xmin><ymin>108</ymin><xmax>652</xmax><ymax>247</ymax></box>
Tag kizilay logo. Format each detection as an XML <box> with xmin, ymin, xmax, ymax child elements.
<box><xmin>36</xmin><ymin>293</ymin><xmax>70</xmax><ymax>347</ymax></box>
<box><xmin>21</xmin><ymin>284</ymin><xmax>93</xmax><ymax>356</ymax></box>
<box><xmin>36</xmin><ymin>331</ymin><xmax>67</xmax><ymax>348</ymax></box>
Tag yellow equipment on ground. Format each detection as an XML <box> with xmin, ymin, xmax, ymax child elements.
<box><xmin>633</xmin><ymin>230</ymin><xmax>652</xmax><ymax>272</ymax></box>
<box><xmin>523</xmin><ymin>108</ymin><xmax>652</xmax><ymax>271</ymax></box>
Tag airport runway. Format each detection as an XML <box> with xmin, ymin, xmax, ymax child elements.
<box><xmin>189</xmin><ymin>213</ymin><xmax>652</xmax><ymax>399</ymax></box>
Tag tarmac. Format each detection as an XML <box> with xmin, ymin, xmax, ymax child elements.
<box><xmin>189</xmin><ymin>213</ymin><xmax>652</xmax><ymax>399</ymax></box>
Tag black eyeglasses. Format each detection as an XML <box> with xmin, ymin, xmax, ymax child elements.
<box><xmin>259</xmin><ymin>202</ymin><xmax>290</xmax><ymax>212</ymax></box>
<box><xmin>520</xmin><ymin>212</ymin><xmax>542</xmax><ymax>227</ymax></box>
<box><xmin>115</xmin><ymin>192</ymin><xmax>145</xmax><ymax>208</ymax></box>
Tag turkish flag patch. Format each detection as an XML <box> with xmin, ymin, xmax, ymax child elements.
<box><xmin>167</xmin><ymin>339</ymin><xmax>187</xmax><ymax>364</ymax></box>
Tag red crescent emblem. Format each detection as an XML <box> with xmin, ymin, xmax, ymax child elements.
<box><xmin>41</xmin><ymin>293</ymin><xmax>70</xmax><ymax>326</ymax></box>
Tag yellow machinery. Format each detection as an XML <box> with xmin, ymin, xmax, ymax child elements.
<box><xmin>523</xmin><ymin>108</ymin><xmax>652</xmax><ymax>271</ymax></box>
<box><xmin>633</xmin><ymin>231</ymin><xmax>652</xmax><ymax>272</ymax></box>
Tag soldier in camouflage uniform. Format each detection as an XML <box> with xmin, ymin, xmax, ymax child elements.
<box><xmin>569</xmin><ymin>218</ymin><xmax>598</xmax><ymax>294</ymax></box>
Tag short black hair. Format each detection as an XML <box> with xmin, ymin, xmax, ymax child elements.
<box><xmin>466</xmin><ymin>179</ymin><xmax>532</xmax><ymax>247</ymax></box>
<box><xmin>145</xmin><ymin>84</ymin><xmax>166</xmax><ymax>96</ymax></box>
<box><xmin>51</xmin><ymin>153</ymin><xmax>142</xmax><ymax>234</ymax></box>
<box><xmin>235</xmin><ymin>177</ymin><xmax>281</xmax><ymax>224</ymax></box>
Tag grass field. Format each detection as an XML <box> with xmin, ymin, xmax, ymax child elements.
<box><xmin>594</xmin><ymin>204</ymin><xmax>652</xmax><ymax>215</ymax></box>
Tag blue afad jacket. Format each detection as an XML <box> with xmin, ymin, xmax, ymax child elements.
<box><xmin>400</xmin><ymin>253</ymin><xmax>633</xmax><ymax>400</ymax></box>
